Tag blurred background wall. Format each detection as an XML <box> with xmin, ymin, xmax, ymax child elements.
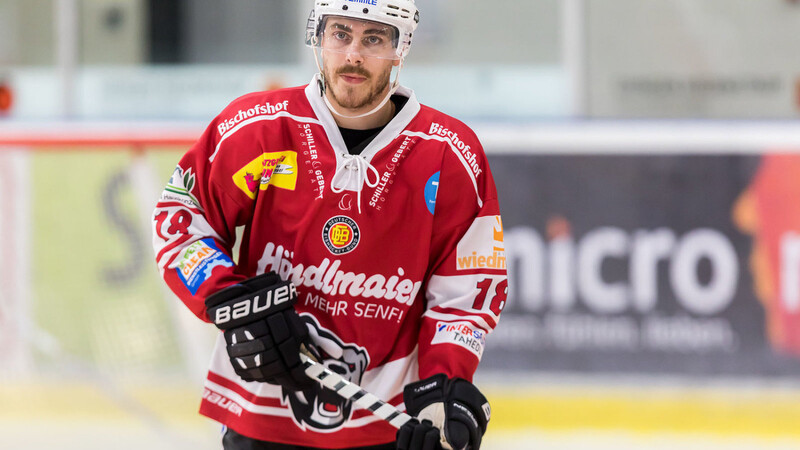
<box><xmin>1</xmin><ymin>1</ymin><xmax>800</xmax><ymax>449</ymax></box>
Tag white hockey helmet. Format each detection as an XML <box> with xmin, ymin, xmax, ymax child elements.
<box><xmin>306</xmin><ymin>0</ymin><xmax>420</xmax><ymax>60</ymax></box>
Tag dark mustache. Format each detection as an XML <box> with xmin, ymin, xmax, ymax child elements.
<box><xmin>336</xmin><ymin>66</ymin><xmax>370</xmax><ymax>78</ymax></box>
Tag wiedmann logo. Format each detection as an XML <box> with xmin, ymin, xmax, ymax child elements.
<box><xmin>456</xmin><ymin>215</ymin><xmax>506</xmax><ymax>270</ymax></box>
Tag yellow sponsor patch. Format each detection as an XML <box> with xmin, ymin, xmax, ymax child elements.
<box><xmin>233</xmin><ymin>151</ymin><xmax>298</xmax><ymax>199</ymax></box>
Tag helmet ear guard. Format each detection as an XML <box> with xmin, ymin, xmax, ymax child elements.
<box><xmin>305</xmin><ymin>9</ymin><xmax>319</xmax><ymax>47</ymax></box>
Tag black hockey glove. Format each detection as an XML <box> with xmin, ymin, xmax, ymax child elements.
<box><xmin>396</xmin><ymin>419</ymin><xmax>442</xmax><ymax>450</ymax></box>
<box><xmin>396</xmin><ymin>374</ymin><xmax>490</xmax><ymax>450</ymax></box>
<box><xmin>205</xmin><ymin>272</ymin><xmax>316</xmax><ymax>391</ymax></box>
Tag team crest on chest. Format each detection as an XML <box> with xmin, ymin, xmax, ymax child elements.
<box><xmin>322</xmin><ymin>216</ymin><xmax>360</xmax><ymax>255</ymax></box>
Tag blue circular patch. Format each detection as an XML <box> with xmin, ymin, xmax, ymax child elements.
<box><xmin>424</xmin><ymin>172</ymin><xmax>440</xmax><ymax>215</ymax></box>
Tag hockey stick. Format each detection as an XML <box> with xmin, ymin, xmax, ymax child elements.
<box><xmin>299</xmin><ymin>352</ymin><xmax>413</xmax><ymax>429</ymax></box>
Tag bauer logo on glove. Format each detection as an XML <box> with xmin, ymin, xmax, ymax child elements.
<box><xmin>212</xmin><ymin>282</ymin><xmax>296</xmax><ymax>326</ymax></box>
<box><xmin>204</xmin><ymin>272</ymin><xmax>318</xmax><ymax>391</ymax></box>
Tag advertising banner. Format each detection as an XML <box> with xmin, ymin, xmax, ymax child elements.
<box><xmin>485</xmin><ymin>152</ymin><xmax>800</xmax><ymax>377</ymax></box>
<box><xmin>24</xmin><ymin>150</ymin><xmax>186</xmax><ymax>375</ymax></box>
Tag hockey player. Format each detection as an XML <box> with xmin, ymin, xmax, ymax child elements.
<box><xmin>152</xmin><ymin>0</ymin><xmax>506</xmax><ymax>448</ymax></box>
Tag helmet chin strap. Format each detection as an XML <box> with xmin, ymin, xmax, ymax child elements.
<box><xmin>313</xmin><ymin>47</ymin><xmax>404</xmax><ymax>120</ymax></box>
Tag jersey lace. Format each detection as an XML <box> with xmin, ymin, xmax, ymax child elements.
<box><xmin>331</xmin><ymin>154</ymin><xmax>380</xmax><ymax>214</ymax></box>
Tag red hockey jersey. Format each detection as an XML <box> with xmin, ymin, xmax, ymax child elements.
<box><xmin>152</xmin><ymin>75</ymin><xmax>506</xmax><ymax>447</ymax></box>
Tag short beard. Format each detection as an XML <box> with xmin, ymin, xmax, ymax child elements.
<box><xmin>324</xmin><ymin>64</ymin><xmax>392</xmax><ymax>110</ymax></box>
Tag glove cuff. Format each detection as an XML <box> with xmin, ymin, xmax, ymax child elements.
<box><xmin>450</xmin><ymin>378</ymin><xmax>490</xmax><ymax>432</ymax></box>
<box><xmin>403</xmin><ymin>373</ymin><xmax>448</xmax><ymax>416</ymax></box>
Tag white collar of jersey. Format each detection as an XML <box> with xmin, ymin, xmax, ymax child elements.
<box><xmin>331</xmin><ymin>154</ymin><xmax>380</xmax><ymax>214</ymax></box>
<box><xmin>305</xmin><ymin>74</ymin><xmax>421</xmax><ymax>213</ymax></box>
<box><xmin>305</xmin><ymin>74</ymin><xmax>420</xmax><ymax>160</ymax></box>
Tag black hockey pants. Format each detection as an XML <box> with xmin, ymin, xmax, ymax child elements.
<box><xmin>222</xmin><ymin>427</ymin><xmax>397</xmax><ymax>450</ymax></box>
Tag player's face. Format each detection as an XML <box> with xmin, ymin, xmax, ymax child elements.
<box><xmin>320</xmin><ymin>16</ymin><xmax>400</xmax><ymax>111</ymax></box>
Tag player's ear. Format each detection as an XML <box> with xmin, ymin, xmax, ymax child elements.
<box><xmin>392</xmin><ymin>58</ymin><xmax>401</xmax><ymax>67</ymax></box>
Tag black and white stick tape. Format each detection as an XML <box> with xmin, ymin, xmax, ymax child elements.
<box><xmin>299</xmin><ymin>353</ymin><xmax>412</xmax><ymax>429</ymax></box>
